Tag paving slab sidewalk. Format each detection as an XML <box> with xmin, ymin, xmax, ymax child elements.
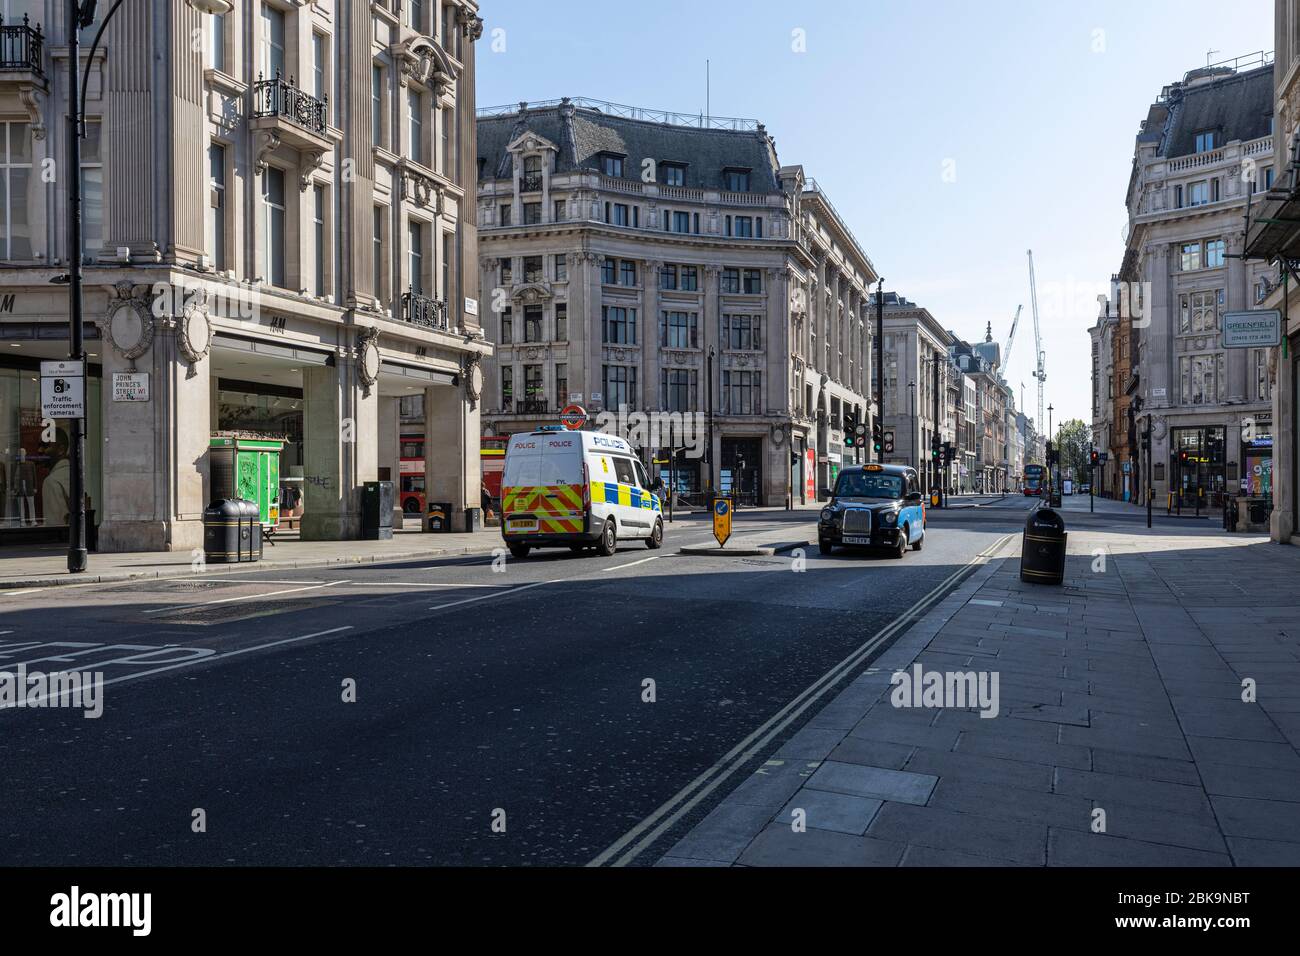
<box><xmin>660</xmin><ymin>524</ymin><xmax>1300</xmax><ymax>867</ymax></box>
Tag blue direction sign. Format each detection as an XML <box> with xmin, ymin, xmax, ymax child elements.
<box><xmin>713</xmin><ymin>498</ymin><xmax>732</xmax><ymax>547</ymax></box>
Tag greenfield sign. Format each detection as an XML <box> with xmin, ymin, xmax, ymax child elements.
<box><xmin>1222</xmin><ymin>310</ymin><xmax>1281</xmax><ymax>349</ymax></box>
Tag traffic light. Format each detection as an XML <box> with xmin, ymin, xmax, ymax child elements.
<box><xmin>942</xmin><ymin>441</ymin><xmax>954</xmax><ymax>464</ymax></box>
<box><xmin>1178</xmin><ymin>450</ymin><xmax>1189</xmax><ymax>465</ymax></box>
<box><xmin>1045</xmin><ymin>440</ymin><xmax>1056</xmax><ymax>466</ymax></box>
<box><xmin>1089</xmin><ymin>449</ymin><xmax>1099</xmax><ymax>469</ymax></box>
<box><xmin>843</xmin><ymin>413</ymin><xmax>857</xmax><ymax>447</ymax></box>
<box><xmin>872</xmin><ymin>421</ymin><xmax>883</xmax><ymax>455</ymax></box>
<box><xmin>883</xmin><ymin>429</ymin><xmax>895</xmax><ymax>455</ymax></box>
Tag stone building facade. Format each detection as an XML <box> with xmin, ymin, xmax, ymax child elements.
<box><xmin>1123</xmin><ymin>58</ymin><xmax>1276</xmax><ymax>514</ymax></box>
<box><xmin>475</xmin><ymin>98</ymin><xmax>878</xmax><ymax>506</ymax></box>
<box><xmin>0</xmin><ymin>0</ymin><xmax>487</xmax><ymax>550</ymax></box>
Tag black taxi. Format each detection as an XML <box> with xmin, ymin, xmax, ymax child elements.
<box><xmin>817</xmin><ymin>463</ymin><xmax>926</xmax><ymax>558</ymax></box>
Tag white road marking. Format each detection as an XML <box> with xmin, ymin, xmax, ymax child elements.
<box><xmin>588</xmin><ymin>532</ymin><xmax>1014</xmax><ymax>867</ymax></box>
<box><xmin>427</xmin><ymin>554</ymin><xmax>662</xmax><ymax>611</ymax></box>
<box><xmin>141</xmin><ymin>580</ymin><xmax>349</xmax><ymax>614</ymax></box>
<box><xmin>344</xmin><ymin>581</ymin><xmax>507</xmax><ymax>589</ymax></box>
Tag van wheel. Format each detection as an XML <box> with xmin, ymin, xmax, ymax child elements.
<box><xmin>646</xmin><ymin>519</ymin><xmax>663</xmax><ymax>550</ymax></box>
<box><xmin>508</xmin><ymin>542</ymin><xmax>530</xmax><ymax>559</ymax></box>
<box><xmin>911</xmin><ymin>530</ymin><xmax>924</xmax><ymax>552</ymax></box>
<box><xmin>891</xmin><ymin>527</ymin><xmax>908</xmax><ymax>559</ymax></box>
<box><xmin>596</xmin><ymin>519</ymin><xmax>617</xmax><ymax>557</ymax></box>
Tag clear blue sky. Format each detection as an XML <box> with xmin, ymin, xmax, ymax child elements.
<box><xmin>476</xmin><ymin>0</ymin><xmax>1273</xmax><ymax>429</ymax></box>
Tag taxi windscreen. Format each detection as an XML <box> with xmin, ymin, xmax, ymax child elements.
<box><xmin>835</xmin><ymin>471</ymin><xmax>904</xmax><ymax>499</ymax></box>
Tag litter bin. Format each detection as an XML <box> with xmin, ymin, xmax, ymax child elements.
<box><xmin>1020</xmin><ymin>507</ymin><xmax>1066</xmax><ymax>585</ymax></box>
<box><xmin>426</xmin><ymin>501</ymin><xmax>453</xmax><ymax>533</ymax></box>
<box><xmin>203</xmin><ymin>498</ymin><xmax>262</xmax><ymax>564</ymax></box>
<box><xmin>361</xmin><ymin>480</ymin><xmax>394</xmax><ymax>541</ymax></box>
<box><xmin>464</xmin><ymin>507</ymin><xmax>482</xmax><ymax>532</ymax></box>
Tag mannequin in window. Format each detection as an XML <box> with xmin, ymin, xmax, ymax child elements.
<box><xmin>13</xmin><ymin>449</ymin><xmax>36</xmax><ymax>526</ymax></box>
<box><xmin>41</xmin><ymin>429</ymin><xmax>71</xmax><ymax>527</ymax></box>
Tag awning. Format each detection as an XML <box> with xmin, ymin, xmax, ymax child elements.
<box><xmin>212</xmin><ymin>333</ymin><xmax>332</xmax><ymax>366</ymax></box>
<box><xmin>379</xmin><ymin>361</ymin><xmax>459</xmax><ymax>387</ymax></box>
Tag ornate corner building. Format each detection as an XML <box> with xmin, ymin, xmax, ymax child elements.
<box><xmin>0</xmin><ymin>0</ymin><xmax>487</xmax><ymax>550</ymax></box>
<box><xmin>474</xmin><ymin>97</ymin><xmax>879</xmax><ymax>506</ymax></box>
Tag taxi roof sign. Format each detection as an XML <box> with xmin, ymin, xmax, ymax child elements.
<box><xmin>865</xmin><ymin>464</ymin><xmax>884</xmax><ymax>472</ymax></box>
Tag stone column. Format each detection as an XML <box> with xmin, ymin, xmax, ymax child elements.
<box><xmin>424</xmin><ymin>379</ymin><xmax>480</xmax><ymax>531</ymax></box>
<box><xmin>378</xmin><ymin>395</ymin><xmax>402</xmax><ymax>528</ymax></box>
<box><xmin>644</xmin><ymin>259</ymin><xmax>663</xmax><ymax>414</ymax></box>
<box><xmin>98</xmin><ymin>300</ymin><xmax>211</xmax><ymax>553</ymax></box>
<box><xmin>1226</xmin><ymin>235</ymin><xmax>1247</xmax><ymax>403</ymax></box>
<box><xmin>301</xmin><ymin>344</ymin><xmax>379</xmax><ymax>540</ymax></box>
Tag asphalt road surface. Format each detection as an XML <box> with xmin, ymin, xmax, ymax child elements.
<box><xmin>1</xmin><ymin>497</ymin><xmax>1037</xmax><ymax>866</ymax></box>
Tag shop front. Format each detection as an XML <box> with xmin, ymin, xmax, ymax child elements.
<box><xmin>1170</xmin><ymin>426</ymin><xmax>1227</xmax><ymax>510</ymax></box>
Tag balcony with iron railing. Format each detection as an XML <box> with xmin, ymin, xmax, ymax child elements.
<box><xmin>0</xmin><ymin>14</ymin><xmax>43</xmax><ymax>78</ymax></box>
<box><xmin>401</xmin><ymin>290</ymin><xmax>450</xmax><ymax>331</ymax></box>
<box><xmin>515</xmin><ymin>398</ymin><xmax>549</xmax><ymax>415</ymax></box>
<box><xmin>520</xmin><ymin>174</ymin><xmax>543</xmax><ymax>192</ymax></box>
<box><xmin>250</xmin><ymin>72</ymin><xmax>330</xmax><ymax>149</ymax></box>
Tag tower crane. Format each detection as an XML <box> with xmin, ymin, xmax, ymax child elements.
<box><xmin>1002</xmin><ymin>305</ymin><xmax>1023</xmax><ymax>372</ymax></box>
<box><xmin>1026</xmin><ymin>250</ymin><xmax>1047</xmax><ymax>435</ymax></box>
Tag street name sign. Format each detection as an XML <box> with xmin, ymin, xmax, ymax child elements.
<box><xmin>1222</xmin><ymin>310</ymin><xmax>1281</xmax><ymax>349</ymax></box>
<box><xmin>112</xmin><ymin>372</ymin><xmax>150</xmax><ymax>402</ymax></box>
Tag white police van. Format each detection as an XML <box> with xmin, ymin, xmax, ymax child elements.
<box><xmin>500</xmin><ymin>427</ymin><xmax>664</xmax><ymax>558</ymax></box>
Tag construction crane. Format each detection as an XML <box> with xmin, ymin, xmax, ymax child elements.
<box><xmin>1026</xmin><ymin>250</ymin><xmax>1047</xmax><ymax>434</ymax></box>
<box><xmin>1002</xmin><ymin>305</ymin><xmax>1023</xmax><ymax>371</ymax></box>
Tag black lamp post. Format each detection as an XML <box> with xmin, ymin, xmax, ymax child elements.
<box><xmin>63</xmin><ymin>0</ymin><xmax>231</xmax><ymax>573</ymax></box>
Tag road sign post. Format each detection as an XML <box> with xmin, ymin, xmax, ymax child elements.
<box><xmin>712</xmin><ymin>497</ymin><xmax>732</xmax><ymax>548</ymax></box>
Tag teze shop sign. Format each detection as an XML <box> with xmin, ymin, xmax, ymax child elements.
<box><xmin>1222</xmin><ymin>310</ymin><xmax>1281</xmax><ymax>348</ymax></box>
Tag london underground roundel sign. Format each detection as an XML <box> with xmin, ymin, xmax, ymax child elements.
<box><xmin>560</xmin><ymin>404</ymin><xmax>588</xmax><ymax>430</ymax></box>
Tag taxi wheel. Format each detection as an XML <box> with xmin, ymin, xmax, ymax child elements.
<box><xmin>891</xmin><ymin>527</ymin><xmax>908</xmax><ymax>559</ymax></box>
<box><xmin>596</xmin><ymin>519</ymin><xmax>617</xmax><ymax>557</ymax></box>
<box><xmin>508</xmin><ymin>542</ymin><xmax>531</xmax><ymax>560</ymax></box>
<box><xmin>911</xmin><ymin>530</ymin><xmax>924</xmax><ymax>552</ymax></box>
<box><xmin>646</xmin><ymin>519</ymin><xmax>663</xmax><ymax>549</ymax></box>
<box><xmin>818</xmin><ymin>539</ymin><xmax>833</xmax><ymax>556</ymax></box>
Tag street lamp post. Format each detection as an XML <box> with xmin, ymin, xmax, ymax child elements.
<box><xmin>63</xmin><ymin>0</ymin><xmax>232</xmax><ymax>574</ymax></box>
<box><xmin>907</xmin><ymin>381</ymin><xmax>916</xmax><ymax>473</ymax></box>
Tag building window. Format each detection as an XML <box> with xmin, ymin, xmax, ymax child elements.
<box><xmin>501</xmin><ymin>365</ymin><xmax>513</xmax><ymax>408</ymax></box>
<box><xmin>723</xmin><ymin>313</ymin><xmax>762</xmax><ymax>350</ymax></box>
<box><xmin>441</xmin><ymin>106</ymin><xmax>456</xmax><ymax>181</ymax></box>
<box><xmin>501</xmin><ymin>306</ymin><xmax>513</xmax><ymax>343</ymax></box>
<box><xmin>732</xmin><ymin>216</ymin><xmax>753</xmax><ymax>238</ymax></box>
<box><xmin>1205</xmin><ymin>239</ymin><xmax>1225</xmax><ymax>268</ymax></box>
<box><xmin>603</xmin><ymin>365</ymin><xmax>636</xmax><ymax>410</ymax></box>
<box><xmin>602</xmin><ymin>257</ymin><xmax>616</xmax><ymax>285</ymax></box>
<box><xmin>1178</xmin><ymin>352</ymin><xmax>1225</xmax><ymax>405</ymax></box>
<box><xmin>620</xmin><ymin>259</ymin><xmax>638</xmax><ymax>287</ymax></box>
<box><xmin>723</xmin><ymin>370</ymin><xmax>761</xmax><ymax>414</ymax></box>
<box><xmin>442</xmin><ymin>230</ymin><xmax>455</xmax><ymax>303</ymax></box>
<box><xmin>523</xmin><ymin>155</ymin><xmax>542</xmax><ymax>187</ymax></box>
<box><xmin>210</xmin><ymin>12</ymin><xmax>228</xmax><ymax>72</ymax></box>
<box><xmin>661</xmin><ymin>264</ymin><xmax>678</xmax><ymax>290</ymax></box>
<box><xmin>680</xmin><ymin>266</ymin><xmax>698</xmax><ymax>291</ymax></box>
<box><xmin>661</xmin><ymin>163</ymin><xmax>685</xmax><ymax>186</ymax></box>
<box><xmin>441</xmin><ymin>1</ymin><xmax>459</xmax><ymax>58</ymax></box>
<box><xmin>499</xmin><ymin>203</ymin><xmax>512</xmax><ymax>226</ymax></box>
<box><xmin>554</xmin><ymin>254</ymin><xmax>567</xmax><ymax>282</ymax></box>
<box><xmin>670</xmin><ymin>210</ymin><xmax>691</xmax><ymax>234</ymax></box>
<box><xmin>81</xmin><ymin>120</ymin><xmax>103</xmax><ymax>258</ymax></box>
<box><xmin>500</xmin><ymin>256</ymin><xmax>513</xmax><ymax>283</ymax></box>
<box><xmin>408</xmin><ymin>89</ymin><xmax>424</xmax><ymax>166</ymax></box>
<box><xmin>207</xmin><ymin>142</ymin><xmax>226</xmax><ymax>271</ymax></box>
<box><xmin>313</xmin><ymin>184</ymin><xmax>326</xmax><ymax>297</ymax></box>
<box><xmin>312</xmin><ymin>33</ymin><xmax>327</xmax><ymax>122</ymax></box>
<box><xmin>743</xmin><ymin>269</ymin><xmax>762</xmax><ymax>294</ymax></box>
<box><xmin>260</xmin><ymin>2</ymin><xmax>286</xmax><ymax>78</ymax></box>
<box><xmin>372</xmin><ymin>65</ymin><xmax>384</xmax><ymax>146</ymax></box>
<box><xmin>601</xmin><ymin>154</ymin><xmax>624</xmax><ymax>178</ymax></box>
<box><xmin>262</xmin><ymin>166</ymin><xmax>286</xmax><ymax>287</ymax></box>
<box><xmin>1174</xmin><ymin>184</ymin><xmax>1183</xmax><ymax>208</ymax></box>
<box><xmin>408</xmin><ymin>220</ymin><xmax>424</xmax><ymax>295</ymax></box>
<box><xmin>372</xmin><ymin>206</ymin><xmax>385</xmax><ymax>304</ymax></box>
<box><xmin>1180</xmin><ymin>242</ymin><xmax>1202</xmax><ymax>271</ymax></box>
<box><xmin>553</xmin><ymin>199</ymin><xmax>566</xmax><ymax>222</ymax></box>
<box><xmin>523</xmin><ymin>202</ymin><xmax>542</xmax><ymax>225</ymax></box>
<box><xmin>1253</xmin><ymin>349</ymin><xmax>1270</xmax><ymax>401</ymax></box>
<box><xmin>524</xmin><ymin>305</ymin><xmax>543</xmax><ymax>343</ymax></box>
<box><xmin>1179</xmin><ymin>290</ymin><xmax>1219</xmax><ymax>334</ymax></box>
<box><xmin>660</xmin><ymin>368</ymin><xmax>698</xmax><ymax>412</ymax></box>
<box><xmin>1188</xmin><ymin>181</ymin><xmax>1209</xmax><ymax>207</ymax></box>
<box><xmin>1265</xmin><ymin>166</ymin><xmax>1275</xmax><ymax>189</ymax></box>
<box><xmin>1194</xmin><ymin>130</ymin><xmax>1216</xmax><ymax>153</ymax></box>
<box><xmin>409</xmin><ymin>0</ymin><xmax>425</xmax><ymax>33</ymax></box>
<box><xmin>555</xmin><ymin>302</ymin><xmax>567</xmax><ymax>340</ymax></box>
<box><xmin>602</xmin><ymin>306</ymin><xmax>637</xmax><ymax>345</ymax></box>
<box><xmin>610</xmin><ymin>203</ymin><xmax>630</xmax><ymax>226</ymax></box>
<box><xmin>724</xmin><ymin>168</ymin><xmax>751</xmax><ymax>192</ymax></box>
<box><xmin>556</xmin><ymin>363</ymin><xmax>568</xmax><ymax>406</ymax></box>
<box><xmin>660</xmin><ymin>311</ymin><xmax>698</xmax><ymax>349</ymax></box>
<box><xmin>721</xmin><ymin>268</ymin><xmax>740</xmax><ymax>294</ymax></box>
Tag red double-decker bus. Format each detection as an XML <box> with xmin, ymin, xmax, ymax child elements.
<box><xmin>1023</xmin><ymin>463</ymin><xmax>1046</xmax><ymax>496</ymax></box>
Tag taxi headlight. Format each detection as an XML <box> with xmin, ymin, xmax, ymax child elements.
<box><xmin>884</xmin><ymin>510</ymin><xmax>898</xmax><ymax>525</ymax></box>
<box><xmin>820</xmin><ymin>508</ymin><xmax>836</xmax><ymax>523</ymax></box>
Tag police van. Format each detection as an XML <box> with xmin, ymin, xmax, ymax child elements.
<box><xmin>500</xmin><ymin>427</ymin><xmax>664</xmax><ymax>558</ymax></box>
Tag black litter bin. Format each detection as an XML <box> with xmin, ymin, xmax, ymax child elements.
<box><xmin>426</xmin><ymin>501</ymin><xmax>453</xmax><ymax>533</ymax></box>
<box><xmin>1021</xmin><ymin>507</ymin><xmax>1067</xmax><ymax>585</ymax></box>
<box><xmin>361</xmin><ymin>480</ymin><xmax>394</xmax><ymax>541</ymax></box>
<box><xmin>203</xmin><ymin>499</ymin><xmax>261</xmax><ymax>564</ymax></box>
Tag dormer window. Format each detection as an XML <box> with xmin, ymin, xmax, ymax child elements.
<box><xmin>724</xmin><ymin>168</ymin><xmax>751</xmax><ymax>192</ymax></box>
<box><xmin>1194</xmin><ymin>130</ymin><xmax>1216</xmax><ymax>153</ymax></box>
<box><xmin>661</xmin><ymin>162</ymin><xmax>686</xmax><ymax>187</ymax></box>
<box><xmin>600</xmin><ymin>153</ymin><xmax>625</xmax><ymax>178</ymax></box>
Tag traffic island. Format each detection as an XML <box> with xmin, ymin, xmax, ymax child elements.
<box><xmin>678</xmin><ymin>539</ymin><xmax>810</xmax><ymax>557</ymax></box>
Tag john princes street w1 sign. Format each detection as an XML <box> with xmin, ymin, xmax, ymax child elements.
<box><xmin>1222</xmin><ymin>310</ymin><xmax>1282</xmax><ymax>349</ymax></box>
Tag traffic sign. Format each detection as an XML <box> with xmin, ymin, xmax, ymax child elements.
<box><xmin>712</xmin><ymin>498</ymin><xmax>732</xmax><ymax>547</ymax></box>
<box><xmin>40</xmin><ymin>374</ymin><xmax>85</xmax><ymax>419</ymax></box>
<box><xmin>559</xmin><ymin>404</ymin><xmax>587</xmax><ymax>430</ymax></box>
